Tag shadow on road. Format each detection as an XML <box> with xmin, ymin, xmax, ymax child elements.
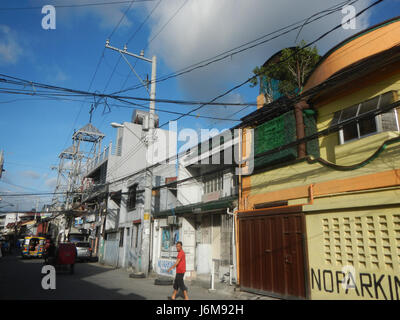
<box><xmin>0</xmin><ymin>253</ymin><xmax>146</xmax><ymax>300</ymax></box>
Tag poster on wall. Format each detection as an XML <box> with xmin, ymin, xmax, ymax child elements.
<box><xmin>173</xmin><ymin>229</ymin><xmax>179</xmax><ymax>245</ymax></box>
<box><xmin>158</xmin><ymin>259</ymin><xmax>175</xmax><ymax>276</ymax></box>
<box><xmin>162</xmin><ymin>228</ymin><xmax>170</xmax><ymax>251</ymax></box>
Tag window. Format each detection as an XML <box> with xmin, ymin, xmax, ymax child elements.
<box><xmin>127</xmin><ymin>184</ymin><xmax>137</xmax><ymax>211</ymax></box>
<box><xmin>203</xmin><ymin>173</ymin><xmax>223</xmax><ymax>194</ymax></box>
<box><xmin>331</xmin><ymin>91</ymin><xmax>399</xmax><ymax>144</ymax></box>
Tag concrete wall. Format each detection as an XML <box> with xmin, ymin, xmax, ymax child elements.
<box><xmin>305</xmin><ymin>202</ymin><xmax>400</xmax><ymax>300</ymax></box>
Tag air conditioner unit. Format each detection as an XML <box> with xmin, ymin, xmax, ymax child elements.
<box><xmin>159</xmin><ymin>218</ymin><xmax>168</xmax><ymax>228</ymax></box>
<box><xmin>132</xmin><ymin>110</ymin><xmax>159</xmax><ymax>129</ymax></box>
<box><xmin>167</xmin><ymin>216</ymin><xmax>179</xmax><ymax>226</ymax></box>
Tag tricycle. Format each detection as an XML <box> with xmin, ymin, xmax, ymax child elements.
<box><xmin>21</xmin><ymin>236</ymin><xmax>46</xmax><ymax>259</ymax></box>
<box><xmin>46</xmin><ymin>242</ymin><xmax>77</xmax><ymax>274</ymax></box>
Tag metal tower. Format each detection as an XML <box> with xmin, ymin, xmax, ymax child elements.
<box><xmin>67</xmin><ymin>123</ymin><xmax>105</xmax><ymax>209</ymax></box>
<box><xmin>51</xmin><ymin>145</ymin><xmax>75</xmax><ymax>211</ymax></box>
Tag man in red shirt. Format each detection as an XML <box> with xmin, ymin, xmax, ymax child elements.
<box><xmin>167</xmin><ymin>241</ymin><xmax>189</xmax><ymax>300</ymax></box>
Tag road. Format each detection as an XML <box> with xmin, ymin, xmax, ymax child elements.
<box><xmin>0</xmin><ymin>252</ymin><xmax>239</xmax><ymax>300</ymax></box>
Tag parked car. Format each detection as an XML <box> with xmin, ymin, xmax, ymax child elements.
<box><xmin>75</xmin><ymin>242</ymin><xmax>92</xmax><ymax>262</ymax></box>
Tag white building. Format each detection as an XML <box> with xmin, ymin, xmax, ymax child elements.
<box><xmin>91</xmin><ymin>110</ymin><xmax>177</xmax><ymax>271</ymax></box>
<box><xmin>152</xmin><ymin>129</ymin><xmax>239</xmax><ymax>287</ymax></box>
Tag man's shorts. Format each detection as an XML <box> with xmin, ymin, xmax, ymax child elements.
<box><xmin>173</xmin><ymin>273</ymin><xmax>187</xmax><ymax>291</ymax></box>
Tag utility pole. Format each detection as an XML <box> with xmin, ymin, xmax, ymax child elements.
<box><xmin>105</xmin><ymin>40</ymin><xmax>156</xmax><ymax>277</ymax></box>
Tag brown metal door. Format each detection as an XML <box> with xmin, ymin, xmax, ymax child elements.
<box><xmin>238</xmin><ymin>208</ymin><xmax>306</xmax><ymax>299</ymax></box>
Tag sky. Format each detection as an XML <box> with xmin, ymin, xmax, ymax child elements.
<box><xmin>0</xmin><ymin>0</ymin><xmax>398</xmax><ymax>211</ymax></box>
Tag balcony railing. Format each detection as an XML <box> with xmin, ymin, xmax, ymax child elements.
<box><xmin>82</xmin><ymin>183</ymin><xmax>108</xmax><ymax>202</ymax></box>
<box><xmin>85</xmin><ymin>142</ymin><xmax>112</xmax><ymax>174</ymax></box>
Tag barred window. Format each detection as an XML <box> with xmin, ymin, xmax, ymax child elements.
<box><xmin>127</xmin><ymin>184</ymin><xmax>137</xmax><ymax>211</ymax></box>
<box><xmin>330</xmin><ymin>91</ymin><xmax>399</xmax><ymax>144</ymax></box>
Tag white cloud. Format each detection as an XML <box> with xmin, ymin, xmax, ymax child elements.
<box><xmin>45</xmin><ymin>177</ymin><xmax>58</xmax><ymax>189</ymax></box>
<box><xmin>34</xmin><ymin>0</ymin><xmax>135</xmax><ymax>30</ymax></box>
<box><xmin>21</xmin><ymin>170</ymin><xmax>41</xmax><ymax>180</ymax></box>
<box><xmin>145</xmin><ymin>0</ymin><xmax>373</xmax><ymax>102</ymax></box>
<box><xmin>55</xmin><ymin>68</ymin><xmax>68</xmax><ymax>82</ymax></box>
<box><xmin>0</xmin><ymin>25</ymin><xmax>23</xmax><ymax>65</ymax></box>
<box><xmin>39</xmin><ymin>64</ymin><xmax>69</xmax><ymax>83</ymax></box>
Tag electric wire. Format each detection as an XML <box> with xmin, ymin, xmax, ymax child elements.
<box><xmin>157</xmin><ymin>0</ymin><xmax>385</xmax><ymax>128</ymax></box>
<box><xmin>112</xmin><ymin>0</ymin><xmax>359</xmax><ymax>96</ymax></box>
<box><xmin>0</xmin><ymin>1</ymin><xmax>388</xmax><ymax>201</ymax></box>
<box><xmin>145</xmin><ymin>0</ymin><xmax>189</xmax><ymax>50</ymax></box>
<box><xmin>96</xmin><ymin>0</ymin><xmax>163</xmax><ymax>131</ymax></box>
<box><xmin>0</xmin><ymin>0</ymin><xmax>159</xmax><ymax>11</ymax></box>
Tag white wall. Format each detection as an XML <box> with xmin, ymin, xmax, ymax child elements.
<box><xmin>106</xmin><ymin>194</ymin><xmax>119</xmax><ymax>231</ymax></box>
<box><xmin>106</xmin><ymin>123</ymin><xmax>177</xmax><ymax>184</ymax></box>
<box><xmin>177</xmin><ymin>166</ymin><xmax>203</xmax><ymax>205</ymax></box>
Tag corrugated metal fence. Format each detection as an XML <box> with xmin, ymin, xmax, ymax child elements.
<box><xmin>103</xmin><ymin>239</ymin><xmax>119</xmax><ymax>267</ymax></box>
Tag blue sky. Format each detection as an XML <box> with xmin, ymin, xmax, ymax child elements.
<box><xmin>0</xmin><ymin>0</ymin><xmax>398</xmax><ymax>211</ymax></box>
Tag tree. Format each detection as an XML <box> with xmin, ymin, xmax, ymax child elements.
<box><xmin>250</xmin><ymin>41</ymin><xmax>320</xmax><ymax>102</ymax></box>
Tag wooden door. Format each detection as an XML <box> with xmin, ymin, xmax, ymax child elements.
<box><xmin>238</xmin><ymin>207</ymin><xmax>306</xmax><ymax>299</ymax></box>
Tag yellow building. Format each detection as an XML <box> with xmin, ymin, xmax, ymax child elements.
<box><xmin>236</xmin><ymin>17</ymin><xmax>400</xmax><ymax>300</ymax></box>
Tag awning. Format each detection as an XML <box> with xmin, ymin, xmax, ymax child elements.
<box><xmin>21</xmin><ymin>220</ymin><xmax>36</xmax><ymax>226</ymax></box>
<box><xmin>154</xmin><ymin>195</ymin><xmax>237</xmax><ymax>218</ymax></box>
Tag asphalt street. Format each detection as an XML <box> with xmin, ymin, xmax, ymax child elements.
<box><xmin>0</xmin><ymin>252</ymin><xmax>243</xmax><ymax>300</ymax></box>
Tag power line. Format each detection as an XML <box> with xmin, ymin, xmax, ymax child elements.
<box><xmin>0</xmin><ymin>75</ymin><xmax>258</xmax><ymax>106</ymax></box>
<box><xmin>111</xmin><ymin>0</ymin><xmax>163</xmax><ymax>93</ymax></box>
<box><xmin>3</xmin><ymin>43</ymin><xmax>393</xmax><ymax>188</ymax></box>
<box><xmin>113</xmin><ymin>0</ymin><xmax>359</xmax><ymax>96</ymax></box>
<box><xmin>95</xmin><ymin>0</ymin><xmax>187</xmax><ymax>137</ymax></box>
<box><xmin>91</xmin><ymin>43</ymin><xmax>400</xmax><ymax>187</ymax></box>
<box><xmin>95</xmin><ymin>0</ymin><xmax>163</xmax><ymax>132</ymax></box>
<box><xmin>1</xmin><ymin>0</ymin><xmax>379</xmax><ymax>110</ymax></box>
<box><xmin>145</xmin><ymin>0</ymin><xmax>189</xmax><ymax>49</ymax></box>
<box><xmin>127</xmin><ymin>0</ymin><xmax>163</xmax><ymax>45</ymax></box>
<box><xmin>109</xmin><ymin>98</ymin><xmax>400</xmax><ymax>192</ymax></box>
<box><xmin>87</xmin><ymin>39</ymin><xmax>400</xmax><ymax>182</ymax></box>
<box><xmin>5</xmin><ymin>98</ymin><xmax>397</xmax><ymax>199</ymax></box>
<box><xmin>96</xmin><ymin>0</ymin><xmax>187</xmax><ymax>133</ymax></box>
<box><xmin>0</xmin><ymin>180</ymin><xmax>51</xmax><ymax>193</ymax></box>
<box><xmin>0</xmin><ymin>0</ymin><xmax>159</xmax><ymax>11</ymax></box>
<box><xmin>53</xmin><ymin>3</ymin><xmax>139</xmax><ymax>207</ymax></box>
<box><xmin>0</xmin><ymin>93</ymin><xmax>245</xmax><ymax>122</ymax></box>
<box><xmin>108</xmin><ymin>0</ymin><xmax>137</xmax><ymax>40</ymax></box>
<box><xmin>0</xmin><ymin>1</ymin><xmax>386</xmax><ymax>195</ymax></box>
<box><xmin>157</xmin><ymin>0</ymin><xmax>384</xmax><ymax>128</ymax></box>
<box><xmin>100</xmin><ymin>0</ymin><xmax>137</xmax><ymax>96</ymax></box>
<box><xmin>0</xmin><ymin>191</ymin><xmax>83</xmax><ymax>197</ymax></box>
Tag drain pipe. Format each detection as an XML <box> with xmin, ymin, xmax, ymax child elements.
<box><xmin>209</xmin><ymin>260</ymin><xmax>216</xmax><ymax>292</ymax></box>
<box><xmin>294</xmin><ymin>100</ymin><xmax>308</xmax><ymax>159</ymax></box>
<box><xmin>227</xmin><ymin>207</ymin><xmax>238</xmax><ymax>286</ymax></box>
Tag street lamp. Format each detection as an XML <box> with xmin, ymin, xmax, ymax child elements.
<box><xmin>110</xmin><ymin>122</ymin><xmax>124</xmax><ymax>128</ymax></box>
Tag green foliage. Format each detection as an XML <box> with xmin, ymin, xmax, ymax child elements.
<box><xmin>251</xmin><ymin>40</ymin><xmax>320</xmax><ymax>99</ymax></box>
